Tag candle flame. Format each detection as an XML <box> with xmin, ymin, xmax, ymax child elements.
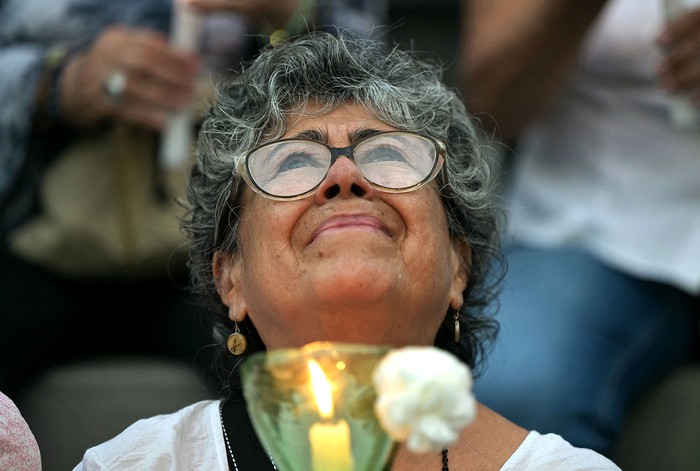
<box><xmin>308</xmin><ymin>359</ymin><xmax>333</xmax><ymax>419</ymax></box>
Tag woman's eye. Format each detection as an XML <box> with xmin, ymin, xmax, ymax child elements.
<box><xmin>278</xmin><ymin>152</ymin><xmax>321</xmax><ymax>172</ymax></box>
<box><xmin>366</xmin><ymin>145</ymin><xmax>406</xmax><ymax>162</ymax></box>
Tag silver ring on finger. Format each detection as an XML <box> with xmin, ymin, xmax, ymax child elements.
<box><xmin>102</xmin><ymin>70</ymin><xmax>127</xmax><ymax>103</ymax></box>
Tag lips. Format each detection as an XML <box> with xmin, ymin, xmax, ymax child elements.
<box><xmin>310</xmin><ymin>214</ymin><xmax>393</xmax><ymax>242</ymax></box>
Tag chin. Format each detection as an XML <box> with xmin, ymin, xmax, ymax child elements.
<box><xmin>310</xmin><ymin>270</ymin><xmax>398</xmax><ymax>303</ymax></box>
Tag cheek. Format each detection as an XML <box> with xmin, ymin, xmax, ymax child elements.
<box><xmin>240</xmin><ymin>210</ymin><xmax>285</xmax><ymax>266</ymax></box>
<box><xmin>414</xmin><ymin>199</ymin><xmax>455</xmax><ymax>281</ymax></box>
<box><xmin>404</xmin><ymin>191</ymin><xmax>450</xmax><ymax>248</ymax></box>
<box><xmin>237</xmin><ymin>198</ymin><xmax>305</xmax><ymax>288</ymax></box>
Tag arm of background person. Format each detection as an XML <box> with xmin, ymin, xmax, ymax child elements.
<box><xmin>0</xmin><ymin>0</ymin><xmax>198</xmax><ymax>231</ymax></box>
<box><xmin>457</xmin><ymin>0</ymin><xmax>608</xmax><ymax>140</ymax></box>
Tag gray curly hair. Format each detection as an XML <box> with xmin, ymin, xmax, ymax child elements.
<box><xmin>182</xmin><ymin>30</ymin><xmax>504</xmax><ymax>397</ymax></box>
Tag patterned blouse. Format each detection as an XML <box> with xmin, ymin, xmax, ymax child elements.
<box><xmin>0</xmin><ymin>391</ymin><xmax>41</xmax><ymax>471</ymax></box>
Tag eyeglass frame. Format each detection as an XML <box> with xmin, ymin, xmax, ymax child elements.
<box><xmin>234</xmin><ymin>130</ymin><xmax>447</xmax><ymax>201</ymax></box>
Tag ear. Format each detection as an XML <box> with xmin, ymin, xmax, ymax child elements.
<box><xmin>449</xmin><ymin>239</ymin><xmax>471</xmax><ymax>310</ymax></box>
<box><xmin>213</xmin><ymin>250</ymin><xmax>248</xmax><ymax>322</ymax></box>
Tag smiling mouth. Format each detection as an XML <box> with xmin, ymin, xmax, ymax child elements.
<box><xmin>311</xmin><ymin>215</ymin><xmax>392</xmax><ymax>242</ymax></box>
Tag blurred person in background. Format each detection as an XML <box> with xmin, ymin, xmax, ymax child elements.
<box><xmin>458</xmin><ymin>0</ymin><xmax>700</xmax><ymax>456</ymax></box>
<box><xmin>0</xmin><ymin>0</ymin><xmax>387</xmax><ymax>398</ymax></box>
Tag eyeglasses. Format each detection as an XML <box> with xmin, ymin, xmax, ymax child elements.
<box><xmin>236</xmin><ymin>131</ymin><xmax>446</xmax><ymax>200</ymax></box>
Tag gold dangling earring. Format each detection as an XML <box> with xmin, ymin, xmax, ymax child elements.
<box><xmin>227</xmin><ymin>317</ymin><xmax>248</xmax><ymax>355</ymax></box>
<box><xmin>453</xmin><ymin>310</ymin><xmax>460</xmax><ymax>344</ymax></box>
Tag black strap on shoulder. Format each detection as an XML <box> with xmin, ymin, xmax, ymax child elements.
<box><xmin>221</xmin><ymin>395</ymin><xmax>277</xmax><ymax>470</ymax></box>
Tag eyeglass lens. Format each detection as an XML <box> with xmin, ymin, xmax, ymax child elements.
<box><xmin>246</xmin><ymin>132</ymin><xmax>438</xmax><ymax>198</ymax></box>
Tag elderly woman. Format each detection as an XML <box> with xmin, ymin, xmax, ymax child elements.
<box><xmin>74</xmin><ymin>32</ymin><xmax>620</xmax><ymax>470</ymax></box>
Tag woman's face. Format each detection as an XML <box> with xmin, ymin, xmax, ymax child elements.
<box><xmin>215</xmin><ymin>102</ymin><xmax>469</xmax><ymax>350</ymax></box>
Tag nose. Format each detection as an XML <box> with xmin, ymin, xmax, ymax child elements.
<box><xmin>314</xmin><ymin>156</ymin><xmax>374</xmax><ymax>204</ymax></box>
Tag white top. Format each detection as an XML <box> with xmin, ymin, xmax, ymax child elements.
<box><xmin>73</xmin><ymin>400</ymin><xmax>620</xmax><ymax>470</ymax></box>
<box><xmin>505</xmin><ymin>0</ymin><xmax>700</xmax><ymax>294</ymax></box>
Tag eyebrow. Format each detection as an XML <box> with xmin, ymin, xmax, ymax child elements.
<box><xmin>289</xmin><ymin>128</ymin><xmax>386</xmax><ymax>144</ymax></box>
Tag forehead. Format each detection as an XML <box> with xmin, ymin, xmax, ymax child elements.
<box><xmin>282</xmin><ymin>101</ymin><xmax>397</xmax><ymax>141</ymax></box>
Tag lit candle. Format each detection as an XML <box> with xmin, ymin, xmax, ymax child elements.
<box><xmin>308</xmin><ymin>360</ymin><xmax>354</xmax><ymax>471</ymax></box>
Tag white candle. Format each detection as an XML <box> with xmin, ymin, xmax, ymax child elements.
<box><xmin>309</xmin><ymin>420</ymin><xmax>353</xmax><ymax>471</ymax></box>
<box><xmin>159</xmin><ymin>0</ymin><xmax>202</xmax><ymax>169</ymax></box>
<box><xmin>307</xmin><ymin>359</ymin><xmax>354</xmax><ymax>471</ymax></box>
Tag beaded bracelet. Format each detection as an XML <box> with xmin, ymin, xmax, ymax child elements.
<box><xmin>46</xmin><ymin>46</ymin><xmax>70</xmax><ymax>123</ymax></box>
<box><xmin>34</xmin><ymin>45</ymin><xmax>70</xmax><ymax>131</ymax></box>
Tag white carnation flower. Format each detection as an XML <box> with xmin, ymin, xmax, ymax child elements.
<box><xmin>372</xmin><ymin>346</ymin><xmax>477</xmax><ymax>453</ymax></box>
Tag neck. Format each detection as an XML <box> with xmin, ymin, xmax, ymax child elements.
<box><xmin>390</xmin><ymin>404</ymin><xmax>528</xmax><ymax>470</ymax></box>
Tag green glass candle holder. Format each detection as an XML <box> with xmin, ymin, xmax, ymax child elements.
<box><xmin>240</xmin><ymin>342</ymin><xmax>397</xmax><ymax>471</ymax></box>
